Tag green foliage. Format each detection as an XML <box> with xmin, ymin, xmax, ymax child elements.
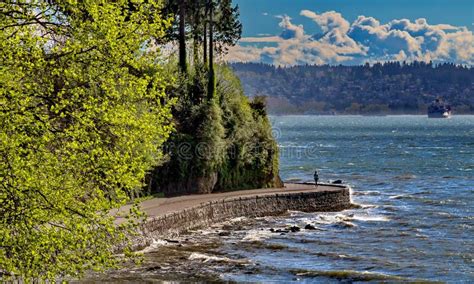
<box><xmin>162</xmin><ymin>0</ymin><xmax>242</xmax><ymax>66</ymax></box>
<box><xmin>213</xmin><ymin>0</ymin><xmax>242</xmax><ymax>54</ymax></box>
<box><xmin>215</xmin><ymin>67</ymin><xmax>279</xmax><ymax>190</ymax></box>
<box><xmin>232</xmin><ymin>62</ymin><xmax>474</xmax><ymax>114</ymax></box>
<box><xmin>151</xmin><ymin>65</ymin><xmax>280</xmax><ymax>195</ymax></box>
<box><xmin>1</xmin><ymin>0</ymin><xmax>174</xmax><ymax>280</ymax></box>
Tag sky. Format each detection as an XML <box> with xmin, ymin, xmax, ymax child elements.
<box><xmin>226</xmin><ymin>0</ymin><xmax>474</xmax><ymax>65</ymax></box>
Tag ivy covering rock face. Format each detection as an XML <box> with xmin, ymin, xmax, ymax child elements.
<box><xmin>150</xmin><ymin>66</ymin><xmax>282</xmax><ymax>196</ymax></box>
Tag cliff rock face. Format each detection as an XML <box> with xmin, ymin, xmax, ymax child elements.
<box><xmin>196</xmin><ymin>173</ymin><xmax>219</xmax><ymax>194</ymax></box>
<box><xmin>150</xmin><ymin>66</ymin><xmax>281</xmax><ymax>196</ymax></box>
<box><xmin>151</xmin><ymin>173</ymin><xmax>218</xmax><ymax>196</ymax></box>
<box><xmin>274</xmin><ymin>175</ymin><xmax>284</xmax><ymax>188</ymax></box>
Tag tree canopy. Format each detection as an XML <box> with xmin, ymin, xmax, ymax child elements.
<box><xmin>161</xmin><ymin>0</ymin><xmax>241</xmax><ymax>70</ymax></box>
<box><xmin>0</xmin><ymin>0</ymin><xmax>277</xmax><ymax>280</ymax></box>
<box><xmin>1</xmin><ymin>0</ymin><xmax>174</xmax><ymax>279</ymax></box>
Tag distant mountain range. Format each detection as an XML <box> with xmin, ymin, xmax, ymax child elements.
<box><xmin>230</xmin><ymin>62</ymin><xmax>474</xmax><ymax>115</ymax></box>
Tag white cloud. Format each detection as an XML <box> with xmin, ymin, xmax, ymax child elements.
<box><xmin>240</xmin><ymin>36</ymin><xmax>282</xmax><ymax>43</ymax></box>
<box><xmin>225</xmin><ymin>10</ymin><xmax>474</xmax><ymax>66</ymax></box>
<box><xmin>301</xmin><ymin>10</ymin><xmax>350</xmax><ymax>34</ymax></box>
<box><xmin>225</xmin><ymin>45</ymin><xmax>264</xmax><ymax>62</ymax></box>
<box><xmin>277</xmin><ymin>15</ymin><xmax>305</xmax><ymax>40</ymax></box>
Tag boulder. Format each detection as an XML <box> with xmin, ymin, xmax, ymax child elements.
<box><xmin>304</xmin><ymin>224</ymin><xmax>317</xmax><ymax>230</ymax></box>
<box><xmin>289</xmin><ymin>226</ymin><xmax>300</xmax><ymax>233</ymax></box>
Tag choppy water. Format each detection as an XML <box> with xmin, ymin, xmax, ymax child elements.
<box><xmin>85</xmin><ymin>115</ymin><xmax>473</xmax><ymax>283</ymax></box>
<box><xmin>221</xmin><ymin>115</ymin><xmax>473</xmax><ymax>282</ymax></box>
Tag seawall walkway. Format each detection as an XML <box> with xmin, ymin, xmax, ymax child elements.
<box><xmin>118</xmin><ymin>183</ymin><xmax>353</xmax><ymax>250</ymax></box>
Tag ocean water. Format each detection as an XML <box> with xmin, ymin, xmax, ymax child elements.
<box><xmin>86</xmin><ymin>115</ymin><xmax>473</xmax><ymax>283</ymax></box>
<box><xmin>219</xmin><ymin>115</ymin><xmax>473</xmax><ymax>282</ymax></box>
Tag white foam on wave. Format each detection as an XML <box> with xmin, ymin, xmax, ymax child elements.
<box><xmin>315</xmin><ymin>213</ymin><xmax>348</xmax><ymax>224</ymax></box>
<box><xmin>286</xmin><ymin>216</ymin><xmax>314</xmax><ymax>225</ymax></box>
<box><xmin>228</xmin><ymin>216</ymin><xmax>248</xmax><ymax>223</ymax></box>
<box><xmin>137</xmin><ymin>239</ymin><xmax>169</xmax><ymax>253</ymax></box>
<box><xmin>288</xmin><ymin>210</ymin><xmax>314</xmax><ymax>216</ymax></box>
<box><xmin>389</xmin><ymin>194</ymin><xmax>406</xmax><ymax>199</ymax></box>
<box><xmin>352</xmin><ymin>190</ymin><xmax>381</xmax><ymax>196</ymax></box>
<box><xmin>242</xmin><ymin>229</ymin><xmax>274</xmax><ymax>241</ymax></box>
<box><xmin>356</xmin><ymin>203</ymin><xmax>379</xmax><ymax>209</ymax></box>
<box><xmin>255</xmin><ymin>215</ymin><xmax>277</xmax><ymax>222</ymax></box>
<box><xmin>188</xmin><ymin>252</ymin><xmax>249</xmax><ymax>264</ymax></box>
<box><xmin>315</xmin><ymin>212</ymin><xmax>389</xmax><ymax>224</ymax></box>
<box><xmin>351</xmin><ymin>215</ymin><xmax>390</xmax><ymax>222</ymax></box>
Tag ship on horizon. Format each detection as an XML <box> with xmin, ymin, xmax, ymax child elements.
<box><xmin>428</xmin><ymin>99</ymin><xmax>452</xmax><ymax>118</ymax></box>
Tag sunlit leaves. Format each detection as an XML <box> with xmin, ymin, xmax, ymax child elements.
<box><xmin>1</xmin><ymin>0</ymin><xmax>173</xmax><ymax>280</ymax></box>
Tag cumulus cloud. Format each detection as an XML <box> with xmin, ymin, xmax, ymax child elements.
<box><xmin>225</xmin><ymin>10</ymin><xmax>474</xmax><ymax>66</ymax></box>
<box><xmin>277</xmin><ymin>15</ymin><xmax>305</xmax><ymax>40</ymax></box>
<box><xmin>301</xmin><ymin>10</ymin><xmax>350</xmax><ymax>34</ymax></box>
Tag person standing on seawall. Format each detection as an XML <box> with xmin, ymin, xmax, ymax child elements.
<box><xmin>314</xmin><ymin>170</ymin><xmax>319</xmax><ymax>187</ymax></box>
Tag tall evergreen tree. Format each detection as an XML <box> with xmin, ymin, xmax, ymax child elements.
<box><xmin>161</xmin><ymin>0</ymin><xmax>241</xmax><ymax>75</ymax></box>
<box><xmin>205</xmin><ymin>0</ymin><xmax>242</xmax><ymax>99</ymax></box>
<box><xmin>214</xmin><ymin>0</ymin><xmax>242</xmax><ymax>55</ymax></box>
<box><xmin>207</xmin><ymin>0</ymin><xmax>216</xmax><ymax>99</ymax></box>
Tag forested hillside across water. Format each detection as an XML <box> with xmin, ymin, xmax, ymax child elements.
<box><xmin>231</xmin><ymin>62</ymin><xmax>474</xmax><ymax>115</ymax></box>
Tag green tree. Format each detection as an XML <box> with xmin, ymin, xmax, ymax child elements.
<box><xmin>0</xmin><ymin>0</ymin><xmax>174</xmax><ymax>280</ymax></box>
<box><xmin>213</xmin><ymin>0</ymin><xmax>242</xmax><ymax>56</ymax></box>
<box><xmin>150</xmin><ymin>66</ymin><xmax>281</xmax><ymax>195</ymax></box>
<box><xmin>160</xmin><ymin>0</ymin><xmax>241</xmax><ymax>80</ymax></box>
<box><xmin>206</xmin><ymin>0</ymin><xmax>242</xmax><ymax>99</ymax></box>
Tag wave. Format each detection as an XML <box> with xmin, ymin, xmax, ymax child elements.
<box><xmin>352</xmin><ymin>190</ymin><xmax>381</xmax><ymax>196</ymax></box>
<box><xmin>353</xmin><ymin>203</ymin><xmax>378</xmax><ymax>209</ymax></box>
<box><xmin>308</xmin><ymin>252</ymin><xmax>363</xmax><ymax>261</ymax></box>
<box><xmin>393</xmin><ymin>174</ymin><xmax>417</xmax><ymax>180</ymax></box>
<box><xmin>389</xmin><ymin>194</ymin><xmax>410</xmax><ymax>200</ymax></box>
<box><xmin>136</xmin><ymin>239</ymin><xmax>170</xmax><ymax>254</ymax></box>
<box><xmin>312</xmin><ymin>214</ymin><xmax>357</xmax><ymax>228</ymax></box>
<box><xmin>242</xmin><ymin>229</ymin><xmax>274</xmax><ymax>242</ymax></box>
<box><xmin>290</xmin><ymin>269</ymin><xmax>440</xmax><ymax>282</ymax></box>
<box><xmin>188</xmin><ymin>252</ymin><xmax>249</xmax><ymax>264</ymax></box>
<box><xmin>228</xmin><ymin>216</ymin><xmax>248</xmax><ymax>223</ymax></box>
<box><xmin>350</xmin><ymin>215</ymin><xmax>390</xmax><ymax>222</ymax></box>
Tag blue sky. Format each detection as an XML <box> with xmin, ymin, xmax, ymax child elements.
<box><xmin>227</xmin><ymin>0</ymin><xmax>474</xmax><ymax>65</ymax></box>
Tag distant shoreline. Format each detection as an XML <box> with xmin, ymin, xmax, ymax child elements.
<box><xmin>268</xmin><ymin>113</ymin><xmax>474</xmax><ymax>117</ymax></box>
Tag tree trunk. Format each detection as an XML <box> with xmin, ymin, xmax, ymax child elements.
<box><xmin>203</xmin><ymin>4</ymin><xmax>208</xmax><ymax>65</ymax></box>
<box><xmin>193</xmin><ymin>25</ymin><xmax>199</xmax><ymax>65</ymax></box>
<box><xmin>179</xmin><ymin>0</ymin><xmax>187</xmax><ymax>73</ymax></box>
<box><xmin>207</xmin><ymin>2</ymin><xmax>215</xmax><ymax>100</ymax></box>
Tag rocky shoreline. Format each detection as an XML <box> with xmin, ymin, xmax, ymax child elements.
<box><xmin>79</xmin><ymin>211</ymin><xmax>353</xmax><ymax>283</ymax></box>
<box><xmin>78</xmin><ymin>183</ymin><xmax>355</xmax><ymax>282</ymax></box>
<box><xmin>130</xmin><ymin>183</ymin><xmax>353</xmax><ymax>250</ymax></box>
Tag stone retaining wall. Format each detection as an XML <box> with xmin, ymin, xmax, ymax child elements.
<box><xmin>134</xmin><ymin>186</ymin><xmax>352</xmax><ymax>248</ymax></box>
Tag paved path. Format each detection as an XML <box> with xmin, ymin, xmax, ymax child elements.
<box><xmin>114</xmin><ymin>183</ymin><xmax>344</xmax><ymax>223</ymax></box>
